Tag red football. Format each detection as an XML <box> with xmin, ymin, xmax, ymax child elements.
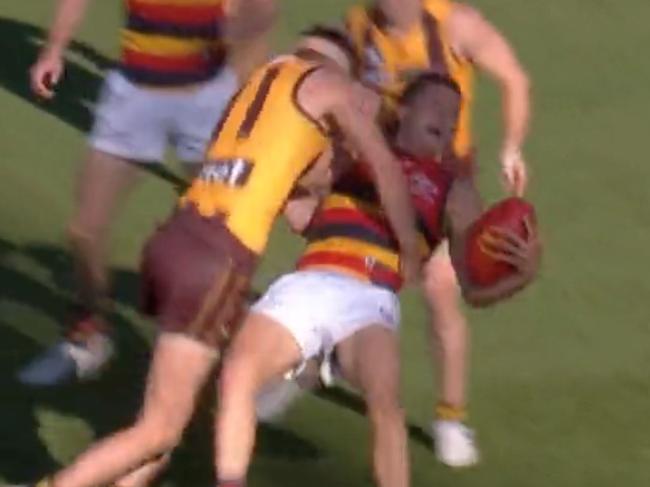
<box><xmin>465</xmin><ymin>197</ymin><xmax>537</xmax><ymax>286</ymax></box>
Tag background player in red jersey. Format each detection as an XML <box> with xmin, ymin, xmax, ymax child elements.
<box><xmin>216</xmin><ymin>74</ymin><xmax>540</xmax><ymax>487</ymax></box>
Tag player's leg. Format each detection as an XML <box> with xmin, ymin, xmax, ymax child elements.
<box><xmin>424</xmin><ymin>243</ymin><xmax>479</xmax><ymax>467</ymax></box>
<box><xmin>215</xmin><ymin>312</ymin><xmax>303</xmax><ymax>485</ymax></box>
<box><xmin>41</xmin><ymin>332</ymin><xmax>216</xmax><ymax>487</ymax></box>
<box><xmin>18</xmin><ymin>71</ymin><xmax>168</xmax><ymax>386</ymax></box>
<box><xmin>336</xmin><ymin>325</ymin><xmax>408</xmax><ymax>487</ymax></box>
<box><xmin>111</xmin><ymin>453</ymin><xmax>170</xmax><ymax>487</ymax></box>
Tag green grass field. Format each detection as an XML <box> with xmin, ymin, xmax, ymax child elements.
<box><xmin>1</xmin><ymin>1</ymin><xmax>650</xmax><ymax>486</ymax></box>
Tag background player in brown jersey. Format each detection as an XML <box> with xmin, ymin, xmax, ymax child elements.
<box><xmin>25</xmin><ymin>27</ymin><xmax>421</xmax><ymax>487</ymax></box>
<box><xmin>346</xmin><ymin>0</ymin><xmax>532</xmax><ymax>465</ymax></box>
<box><xmin>215</xmin><ymin>74</ymin><xmax>540</xmax><ymax>487</ymax></box>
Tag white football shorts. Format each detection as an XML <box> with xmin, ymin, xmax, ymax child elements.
<box><xmin>89</xmin><ymin>68</ymin><xmax>238</xmax><ymax>163</ymax></box>
<box><xmin>251</xmin><ymin>270</ymin><xmax>401</xmax><ymax>361</ymax></box>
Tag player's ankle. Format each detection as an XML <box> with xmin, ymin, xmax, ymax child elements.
<box><xmin>435</xmin><ymin>401</ymin><xmax>467</xmax><ymax>422</ymax></box>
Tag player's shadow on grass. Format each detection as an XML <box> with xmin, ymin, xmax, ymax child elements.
<box><xmin>0</xmin><ymin>246</ymin><xmax>148</xmax><ymax>481</ymax></box>
<box><xmin>317</xmin><ymin>386</ymin><xmax>434</xmax><ymax>451</ymax></box>
<box><xmin>0</xmin><ymin>237</ymin><xmax>322</xmax><ymax>482</ymax></box>
<box><xmin>0</xmin><ymin>16</ymin><xmax>188</xmax><ymax>192</ymax></box>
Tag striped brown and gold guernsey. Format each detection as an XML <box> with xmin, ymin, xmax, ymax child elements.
<box><xmin>346</xmin><ymin>0</ymin><xmax>474</xmax><ymax>156</ymax></box>
<box><xmin>181</xmin><ymin>55</ymin><xmax>329</xmax><ymax>255</ymax></box>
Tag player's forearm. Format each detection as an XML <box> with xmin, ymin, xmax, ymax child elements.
<box><xmin>283</xmin><ymin>194</ymin><xmax>320</xmax><ymax>235</ymax></box>
<box><xmin>447</xmin><ymin>234</ymin><xmax>530</xmax><ymax>307</ymax></box>
<box><xmin>462</xmin><ymin>271</ymin><xmax>532</xmax><ymax>308</ymax></box>
<box><xmin>43</xmin><ymin>0</ymin><xmax>92</xmax><ymax>55</ymax></box>
<box><xmin>501</xmin><ymin>68</ymin><xmax>531</xmax><ymax>151</ymax></box>
<box><xmin>371</xmin><ymin>156</ymin><xmax>419</xmax><ymax>252</ymax></box>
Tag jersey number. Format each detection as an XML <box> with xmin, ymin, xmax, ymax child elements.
<box><xmin>237</xmin><ymin>65</ymin><xmax>282</xmax><ymax>139</ymax></box>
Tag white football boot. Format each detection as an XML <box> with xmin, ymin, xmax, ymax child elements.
<box><xmin>432</xmin><ymin>420</ymin><xmax>480</xmax><ymax>468</ymax></box>
<box><xmin>17</xmin><ymin>331</ymin><xmax>114</xmax><ymax>386</ymax></box>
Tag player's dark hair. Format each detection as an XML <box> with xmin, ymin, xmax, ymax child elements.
<box><xmin>400</xmin><ymin>72</ymin><xmax>461</xmax><ymax>106</ymax></box>
<box><xmin>300</xmin><ymin>24</ymin><xmax>359</xmax><ymax>73</ymax></box>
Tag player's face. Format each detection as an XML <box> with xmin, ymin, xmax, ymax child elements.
<box><xmin>397</xmin><ymin>84</ymin><xmax>460</xmax><ymax>159</ymax></box>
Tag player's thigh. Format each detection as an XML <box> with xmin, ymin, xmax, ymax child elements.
<box><xmin>71</xmin><ymin>148</ymin><xmax>143</xmax><ymax>233</ymax></box>
<box><xmin>140</xmin><ymin>332</ymin><xmax>217</xmax><ymax>435</ymax></box>
<box><xmin>174</xmin><ymin>68</ymin><xmax>238</xmax><ymax>164</ymax></box>
<box><xmin>220</xmin><ymin>311</ymin><xmax>303</xmax><ymax>393</ymax></box>
<box><xmin>336</xmin><ymin>325</ymin><xmax>401</xmax><ymax>403</ymax></box>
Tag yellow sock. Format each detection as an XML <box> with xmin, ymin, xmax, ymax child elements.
<box><xmin>435</xmin><ymin>402</ymin><xmax>467</xmax><ymax>422</ymax></box>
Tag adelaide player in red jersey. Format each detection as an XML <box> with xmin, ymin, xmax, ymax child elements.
<box><xmin>215</xmin><ymin>73</ymin><xmax>541</xmax><ymax>487</ymax></box>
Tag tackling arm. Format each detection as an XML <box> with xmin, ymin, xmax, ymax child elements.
<box><xmin>328</xmin><ymin>79</ymin><xmax>422</xmax><ymax>283</ymax></box>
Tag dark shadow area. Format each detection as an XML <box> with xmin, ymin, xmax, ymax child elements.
<box><xmin>0</xmin><ymin>16</ymin><xmax>189</xmax><ymax>191</ymax></box>
<box><xmin>0</xmin><ymin>235</ymin><xmax>322</xmax><ymax>483</ymax></box>
<box><xmin>317</xmin><ymin>386</ymin><xmax>434</xmax><ymax>451</ymax></box>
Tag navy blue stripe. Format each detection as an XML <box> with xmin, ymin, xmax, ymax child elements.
<box><xmin>119</xmin><ymin>64</ymin><xmax>222</xmax><ymax>86</ymax></box>
<box><xmin>306</xmin><ymin>223</ymin><xmax>399</xmax><ymax>251</ymax></box>
<box><xmin>127</xmin><ymin>13</ymin><xmax>221</xmax><ymax>39</ymax></box>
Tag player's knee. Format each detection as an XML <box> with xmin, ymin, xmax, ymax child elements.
<box><xmin>424</xmin><ymin>255</ymin><xmax>460</xmax><ymax>300</ymax></box>
<box><xmin>365</xmin><ymin>386</ymin><xmax>404</xmax><ymax>427</ymax></box>
<box><xmin>136</xmin><ymin>414</ymin><xmax>185</xmax><ymax>452</ymax></box>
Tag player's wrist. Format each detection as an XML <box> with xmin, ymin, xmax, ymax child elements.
<box><xmin>41</xmin><ymin>43</ymin><xmax>65</xmax><ymax>60</ymax></box>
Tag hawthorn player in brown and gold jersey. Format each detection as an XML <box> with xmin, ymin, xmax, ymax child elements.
<box><xmin>28</xmin><ymin>27</ymin><xmax>421</xmax><ymax>487</ymax></box>
<box><xmin>345</xmin><ymin>0</ymin><xmax>533</xmax><ymax>465</ymax></box>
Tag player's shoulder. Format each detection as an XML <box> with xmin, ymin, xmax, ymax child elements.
<box><xmin>298</xmin><ymin>65</ymin><xmax>351</xmax><ymax>99</ymax></box>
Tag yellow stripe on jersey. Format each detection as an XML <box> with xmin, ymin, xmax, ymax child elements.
<box><xmin>304</xmin><ymin>237</ymin><xmax>400</xmax><ymax>271</ymax></box>
<box><xmin>321</xmin><ymin>193</ymin><xmax>385</xmax><ymax>218</ymax></box>
<box><xmin>122</xmin><ymin>30</ymin><xmax>216</xmax><ymax>56</ymax></box>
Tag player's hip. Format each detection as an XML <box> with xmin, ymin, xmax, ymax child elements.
<box><xmin>141</xmin><ymin>205</ymin><xmax>257</xmax><ymax>349</ymax></box>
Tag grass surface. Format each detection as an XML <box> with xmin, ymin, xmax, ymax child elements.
<box><xmin>1</xmin><ymin>1</ymin><xmax>650</xmax><ymax>486</ymax></box>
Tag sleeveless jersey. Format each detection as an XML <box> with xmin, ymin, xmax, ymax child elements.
<box><xmin>346</xmin><ymin>0</ymin><xmax>474</xmax><ymax>155</ymax></box>
<box><xmin>181</xmin><ymin>56</ymin><xmax>329</xmax><ymax>253</ymax></box>
<box><xmin>297</xmin><ymin>154</ymin><xmax>454</xmax><ymax>292</ymax></box>
<box><xmin>121</xmin><ymin>0</ymin><xmax>226</xmax><ymax>87</ymax></box>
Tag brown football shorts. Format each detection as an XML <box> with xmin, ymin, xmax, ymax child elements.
<box><xmin>141</xmin><ymin>206</ymin><xmax>257</xmax><ymax>349</ymax></box>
